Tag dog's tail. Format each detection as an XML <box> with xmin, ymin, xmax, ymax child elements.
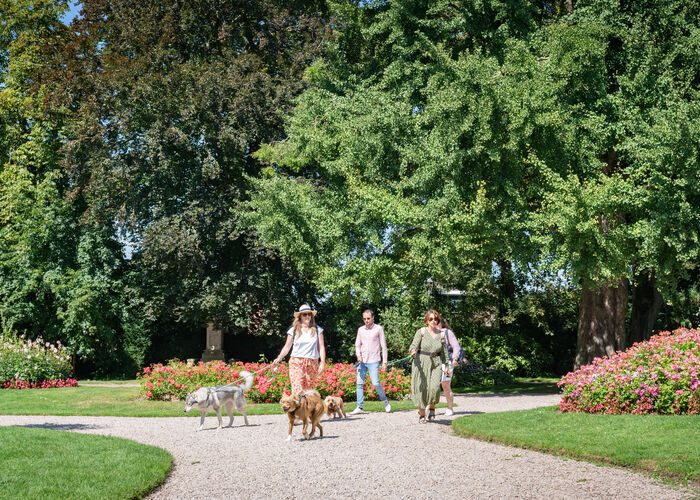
<box><xmin>238</xmin><ymin>370</ymin><xmax>254</xmax><ymax>392</ymax></box>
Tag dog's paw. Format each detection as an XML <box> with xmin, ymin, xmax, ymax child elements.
<box><xmin>285</xmin><ymin>435</ymin><xmax>292</xmax><ymax>442</ymax></box>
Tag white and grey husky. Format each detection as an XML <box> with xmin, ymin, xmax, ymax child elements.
<box><xmin>184</xmin><ymin>370</ymin><xmax>253</xmax><ymax>431</ymax></box>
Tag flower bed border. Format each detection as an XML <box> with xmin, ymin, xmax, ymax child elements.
<box><xmin>137</xmin><ymin>360</ymin><xmax>411</xmax><ymax>403</ymax></box>
<box><xmin>2</xmin><ymin>378</ymin><xmax>79</xmax><ymax>389</ymax></box>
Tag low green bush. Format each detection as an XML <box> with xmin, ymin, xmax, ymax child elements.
<box><xmin>0</xmin><ymin>329</ymin><xmax>73</xmax><ymax>385</ymax></box>
<box><xmin>451</xmin><ymin>361</ymin><xmax>514</xmax><ymax>386</ymax></box>
<box><xmin>461</xmin><ymin>329</ymin><xmax>554</xmax><ymax>377</ymax></box>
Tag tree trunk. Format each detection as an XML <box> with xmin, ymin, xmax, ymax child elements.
<box><xmin>628</xmin><ymin>269</ymin><xmax>663</xmax><ymax>345</ymax></box>
<box><xmin>574</xmin><ymin>277</ymin><xmax>628</xmax><ymax>369</ymax></box>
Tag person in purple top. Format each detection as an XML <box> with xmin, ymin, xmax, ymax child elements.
<box><xmin>349</xmin><ymin>309</ymin><xmax>392</xmax><ymax>414</ymax></box>
<box><xmin>441</xmin><ymin>318</ymin><xmax>462</xmax><ymax>416</ymax></box>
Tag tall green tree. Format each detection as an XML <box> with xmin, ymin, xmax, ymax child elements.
<box><xmin>247</xmin><ymin>0</ymin><xmax>700</xmax><ymax>366</ymax></box>
<box><xmin>1</xmin><ymin>0</ymin><xmax>134</xmax><ymax>375</ymax></box>
<box><xmin>46</xmin><ymin>0</ymin><xmax>332</xmax><ymax>357</ymax></box>
<box><xmin>0</xmin><ymin>0</ymin><xmax>71</xmax><ymax>340</ymax></box>
<box><xmin>247</xmin><ymin>0</ymin><xmax>551</xmax><ymax>346</ymax></box>
<box><xmin>533</xmin><ymin>0</ymin><xmax>700</xmax><ymax>365</ymax></box>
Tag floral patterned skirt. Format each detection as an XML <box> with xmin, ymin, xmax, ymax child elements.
<box><xmin>289</xmin><ymin>356</ymin><xmax>319</xmax><ymax>394</ymax></box>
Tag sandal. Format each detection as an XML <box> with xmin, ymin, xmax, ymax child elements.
<box><xmin>428</xmin><ymin>409</ymin><xmax>435</xmax><ymax>421</ymax></box>
<box><xmin>418</xmin><ymin>411</ymin><xmax>427</xmax><ymax>424</ymax></box>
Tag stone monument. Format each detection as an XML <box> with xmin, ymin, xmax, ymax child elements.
<box><xmin>201</xmin><ymin>322</ymin><xmax>226</xmax><ymax>362</ymax></box>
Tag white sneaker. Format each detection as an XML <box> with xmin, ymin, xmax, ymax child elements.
<box><xmin>349</xmin><ymin>406</ymin><xmax>365</xmax><ymax>415</ymax></box>
<box><xmin>384</xmin><ymin>403</ymin><xmax>392</xmax><ymax>413</ymax></box>
<box><xmin>445</xmin><ymin>408</ymin><xmax>454</xmax><ymax>416</ymax></box>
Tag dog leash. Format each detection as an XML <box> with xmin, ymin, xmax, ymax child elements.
<box><xmin>387</xmin><ymin>354</ymin><xmax>413</xmax><ymax>367</ymax></box>
<box><xmin>353</xmin><ymin>354</ymin><xmax>413</xmax><ymax>370</ymax></box>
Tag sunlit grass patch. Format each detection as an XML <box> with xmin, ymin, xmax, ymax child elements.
<box><xmin>453</xmin><ymin>406</ymin><xmax>700</xmax><ymax>487</ymax></box>
<box><xmin>0</xmin><ymin>426</ymin><xmax>172</xmax><ymax>499</ymax></box>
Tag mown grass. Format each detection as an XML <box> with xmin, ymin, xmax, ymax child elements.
<box><xmin>452</xmin><ymin>377</ymin><xmax>559</xmax><ymax>394</ymax></box>
<box><xmin>0</xmin><ymin>375</ymin><xmax>549</xmax><ymax>417</ymax></box>
<box><xmin>0</xmin><ymin>385</ymin><xmax>442</xmax><ymax>416</ymax></box>
<box><xmin>453</xmin><ymin>406</ymin><xmax>700</xmax><ymax>487</ymax></box>
<box><xmin>78</xmin><ymin>379</ymin><xmax>139</xmax><ymax>385</ymax></box>
<box><xmin>0</xmin><ymin>426</ymin><xmax>172</xmax><ymax>500</ymax></box>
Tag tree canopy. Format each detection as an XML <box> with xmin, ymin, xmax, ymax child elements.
<box><xmin>1</xmin><ymin>0</ymin><xmax>698</xmax><ymax>376</ymax></box>
<box><xmin>247</xmin><ymin>0</ymin><xmax>700</xmax><ymax>365</ymax></box>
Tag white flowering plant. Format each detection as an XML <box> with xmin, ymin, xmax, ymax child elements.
<box><xmin>0</xmin><ymin>327</ymin><xmax>73</xmax><ymax>385</ymax></box>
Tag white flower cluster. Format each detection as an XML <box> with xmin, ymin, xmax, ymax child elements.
<box><xmin>1</xmin><ymin>333</ymin><xmax>72</xmax><ymax>383</ymax></box>
<box><xmin>1</xmin><ymin>335</ymin><xmax>70</xmax><ymax>363</ymax></box>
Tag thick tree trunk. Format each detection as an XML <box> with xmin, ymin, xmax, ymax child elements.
<box><xmin>574</xmin><ymin>277</ymin><xmax>628</xmax><ymax>369</ymax></box>
<box><xmin>628</xmin><ymin>269</ymin><xmax>663</xmax><ymax>345</ymax></box>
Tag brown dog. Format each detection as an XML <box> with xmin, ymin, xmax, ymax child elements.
<box><xmin>324</xmin><ymin>395</ymin><xmax>346</xmax><ymax>419</ymax></box>
<box><xmin>280</xmin><ymin>390</ymin><xmax>325</xmax><ymax>441</ymax></box>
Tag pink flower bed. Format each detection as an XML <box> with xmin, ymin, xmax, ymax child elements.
<box><xmin>558</xmin><ymin>327</ymin><xmax>700</xmax><ymax>414</ymax></box>
<box><xmin>137</xmin><ymin>360</ymin><xmax>411</xmax><ymax>403</ymax></box>
<box><xmin>2</xmin><ymin>378</ymin><xmax>78</xmax><ymax>389</ymax></box>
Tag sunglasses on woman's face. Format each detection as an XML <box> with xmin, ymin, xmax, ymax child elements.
<box><xmin>301</xmin><ymin>313</ymin><xmax>312</xmax><ymax>317</ymax></box>
<box><xmin>428</xmin><ymin>317</ymin><xmax>439</xmax><ymax>323</ymax></box>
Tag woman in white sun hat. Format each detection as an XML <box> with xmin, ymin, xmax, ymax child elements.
<box><xmin>272</xmin><ymin>304</ymin><xmax>326</xmax><ymax>394</ymax></box>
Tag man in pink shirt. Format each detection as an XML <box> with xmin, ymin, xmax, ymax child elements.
<box><xmin>350</xmin><ymin>309</ymin><xmax>391</xmax><ymax>414</ymax></box>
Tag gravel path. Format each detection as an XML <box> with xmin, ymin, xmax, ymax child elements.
<box><xmin>1</xmin><ymin>393</ymin><xmax>692</xmax><ymax>499</ymax></box>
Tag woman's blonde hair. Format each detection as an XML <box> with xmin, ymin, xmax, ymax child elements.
<box><xmin>292</xmin><ymin>314</ymin><xmax>317</xmax><ymax>337</ymax></box>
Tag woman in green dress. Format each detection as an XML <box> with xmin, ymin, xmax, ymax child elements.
<box><xmin>409</xmin><ymin>309</ymin><xmax>448</xmax><ymax>423</ymax></box>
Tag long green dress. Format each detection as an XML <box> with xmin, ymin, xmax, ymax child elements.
<box><xmin>409</xmin><ymin>327</ymin><xmax>448</xmax><ymax>408</ymax></box>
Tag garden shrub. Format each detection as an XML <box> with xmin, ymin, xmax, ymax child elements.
<box><xmin>558</xmin><ymin>328</ymin><xmax>700</xmax><ymax>414</ymax></box>
<box><xmin>450</xmin><ymin>361</ymin><xmax>514</xmax><ymax>387</ymax></box>
<box><xmin>137</xmin><ymin>360</ymin><xmax>410</xmax><ymax>402</ymax></box>
<box><xmin>0</xmin><ymin>331</ymin><xmax>75</xmax><ymax>388</ymax></box>
<box><xmin>391</xmin><ymin>357</ymin><xmax>513</xmax><ymax>387</ymax></box>
<box><xmin>461</xmin><ymin>329</ymin><xmax>554</xmax><ymax>377</ymax></box>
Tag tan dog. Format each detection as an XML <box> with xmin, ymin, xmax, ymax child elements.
<box><xmin>280</xmin><ymin>390</ymin><xmax>325</xmax><ymax>441</ymax></box>
<box><xmin>324</xmin><ymin>395</ymin><xmax>346</xmax><ymax>419</ymax></box>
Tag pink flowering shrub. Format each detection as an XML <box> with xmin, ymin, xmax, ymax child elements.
<box><xmin>2</xmin><ymin>378</ymin><xmax>78</xmax><ymax>389</ymax></box>
<box><xmin>1</xmin><ymin>331</ymin><xmax>73</xmax><ymax>388</ymax></box>
<box><xmin>558</xmin><ymin>328</ymin><xmax>700</xmax><ymax>414</ymax></box>
<box><xmin>137</xmin><ymin>360</ymin><xmax>410</xmax><ymax>402</ymax></box>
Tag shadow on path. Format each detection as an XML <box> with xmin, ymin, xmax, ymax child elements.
<box><xmin>17</xmin><ymin>422</ymin><xmax>103</xmax><ymax>431</ymax></box>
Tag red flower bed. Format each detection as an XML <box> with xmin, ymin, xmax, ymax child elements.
<box><xmin>2</xmin><ymin>378</ymin><xmax>78</xmax><ymax>389</ymax></box>
<box><xmin>137</xmin><ymin>360</ymin><xmax>411</xmax><ymax>403</ymax></box>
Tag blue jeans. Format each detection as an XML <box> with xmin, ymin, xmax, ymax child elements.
<box><xmin>356</xmin><ymin>361</ymin><xmax>388</xmax><ymax>408</ymax></box>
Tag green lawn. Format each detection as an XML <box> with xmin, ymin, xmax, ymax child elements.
<box><xmin>453</xmin><ymin>406</ymin><xmax>700</xmax><ymax>486</ymax></box>
<box><xmin>452</xmin><ymin>377</ymin><xmax>559</xmax><ymax>394</ymax></box>
<box><xmin>0</xmin><ymin>376</ymin><xmax>553</xmax><ymax>417</ymax></box>
<box><xmin>78</xmin><ymin>379</ymin><xmax>139</xmax><ymax>385</ymax></box>
<box><xmin>0</xmin><ymin>385</ymin><xmax>437</xmax><ymax>416</ymax></box>
<box><xmin>0</xmin><ymin>426</ymin><xmax>172</xmax><ymax>500</ymax></box>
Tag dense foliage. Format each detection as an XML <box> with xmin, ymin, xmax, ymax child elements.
<box><xmin>558</xmin><ymin>328</ymin><xmax>700</xmax><ymax>414</ymax></box>
<box><xmin>138</xmin><ymin>360</ymin><xmax>410</xmax><ymax>403</ymax></box>
<box><xmin>246</xmin><ymin>0</ymin><xmax>700</xmax><ymax>367</ymax></box>
<box><xmin>2</xmin><ymin>0</ymin><xmax>699</xmax><ymax>377</ymax></box>
<box><xmin>1</xmin><ymin>0</ymin><xmax>331</xmax><ymax>376</ymax></box>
